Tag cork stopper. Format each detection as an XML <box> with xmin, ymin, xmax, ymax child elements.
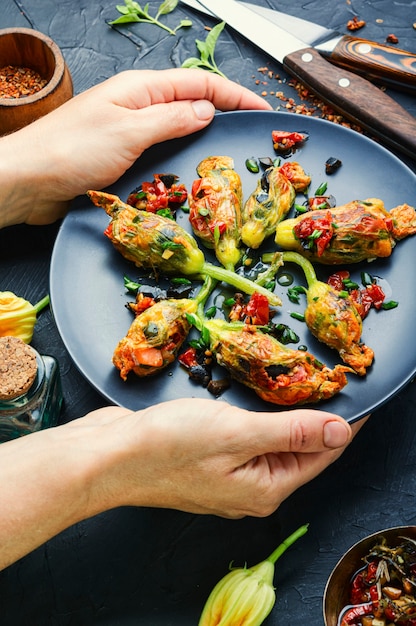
<box><xmin>0</xmin><ymin>336</ymin><xmax>38</xmax><ymax>400</ymax></box>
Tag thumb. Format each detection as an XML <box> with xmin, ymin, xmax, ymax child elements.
<box><xmin>281</xmin><ymin>410</ymin><xmax>353</xmax><ymax>452</ymax></box>
<box><xmin>226</xmin><ymin>407</ymin><xmax>353</xmax><ymax>460</ymax></box>
<box><xmin>131</xmin><ymin>99</ymin><xmax>216</xmax><ymax>149</ymax></box>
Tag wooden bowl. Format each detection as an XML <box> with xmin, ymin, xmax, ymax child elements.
<box><xmin>0</xmin><ymin>27</ymin><xmax>73</xmax><ymax>135</ymax></box>
<box><xmin>323</xmin><ymin>525</ymin><xmax>416</xmax><ymax>626</ymax></box>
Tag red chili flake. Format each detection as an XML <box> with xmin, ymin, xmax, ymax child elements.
<box><xmin>0</xmin><ymin>65</ymin><xmax>47</xmax><ymax>99</ymax></box>
<box><xmin>386</xmin><ymin>33</ymin><xmax>399</xmax><ymax>44</ymax></box>
<box><xmin>347</xmin><ymin>16</ymin><xmax>366</xmax><ymax>31</ymax></box>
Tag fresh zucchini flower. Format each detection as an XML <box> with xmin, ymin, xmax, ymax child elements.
<box><xmin>198</xmin><ymin>524</ymin><xmax>308</xmax><ymax>626</ymax></box>
<box><xmin>0</xmin><ymin>292</ymin><xmax>49</xmax><ymax>344</ymax></box>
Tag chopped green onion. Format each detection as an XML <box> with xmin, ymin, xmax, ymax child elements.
<box><xmin>361</xmin><ymin>271</ymin><xmax>374</xmax><ymax>286</ymax></box>
<box><xmin>171</xmin><ymin>277</ymin><xmax>192</xmax><ymax>285</ymax></box>
<box><xmin>314</xmin><ymin>182</ymin><xmax>328</xmax><ymax>195</ymax></box>
<box><xmin>381</xmin><ymin>300</ymin><xmax>399</xmax><ymax>310</ymax></box>
<box><xmin>287</xmin><ymin>285</ymin><xmax>306</xmax><ymax>304</ymax></box>
<box><xmin>205</xmin><ymin>305</ymin><xmax>217</xmax><ymax>318</ymax></box>
<box><xmin>124</xmin><ymin>276</ymin><xmax>141</xmax><ymax>293</ymax></box>
<box><xmin>290</xmin><ymin>311</ymin><xmax>305</xmax><ymax>322</ymax></box>
<box><xmin>245</xmin><ymin>157</ymin><xmax>260</xmax><ymax>173</ymax></box>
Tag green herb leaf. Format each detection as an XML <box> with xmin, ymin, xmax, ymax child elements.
<box><xmin>157</xmin><ymin>0</ymin><xmax>178</xmax><ymax>16</ymax></box>
<box><xmin>182</xmin><ymin>22</ymin><xmax>227</xmax><ymax>77</ymax></box>
<box><xmin>109</xmin><ymin>0</ymin><xmax>189</xmax><ymax>34</ymax></box>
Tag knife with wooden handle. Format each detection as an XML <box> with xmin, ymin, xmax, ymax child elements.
<box><xmin>185</xmin><ymin>0</ymin><xmax>416</xmax><ymax>159</ymax></box>
<box><xmin>181</xmin><ymin>0</ymin><xmax>416</xmax><ymax>93</ymax></box>
<box><xmin>315</xmin><ymin>35</ymin><xmax>416</xmax><ymax>92</ymax></box>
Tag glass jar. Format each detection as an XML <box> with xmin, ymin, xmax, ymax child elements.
<box><xmin>0</xmin><ymin>348</ymin><xmax>63</xmax><ymax>442</ymax></box>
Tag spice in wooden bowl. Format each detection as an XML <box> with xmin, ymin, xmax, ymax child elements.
<box><xmin>0</xmin><ymin>27</ymin><xmax>73</xmax><ymax>135</ymax></box>
<box><xmin>0</xmin><ymin>65</ymin><xmax>48</xmax><ymax>99</ymax></box>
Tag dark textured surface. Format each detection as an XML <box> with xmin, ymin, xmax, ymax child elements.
<box><xmin>0</xmin><ymin>1</ymin><xmax>415</xmax><ymax>624</ymax></box>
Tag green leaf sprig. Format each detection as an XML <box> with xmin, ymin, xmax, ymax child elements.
<box><xmin>110</xmin><ymin>0</ymin><xmax>192</xmax><ymax>35</ymax></box>
<box><xmin>182</xmin><ymin>21</ymin><xmax>227</xmax><ymax>77</ymax></box>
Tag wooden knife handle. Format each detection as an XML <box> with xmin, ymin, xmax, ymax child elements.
<box><xmin>323</xmin><ymin>35</ymin><xmax>416</xmax><ymax>92</ymax></box>
<box><xmin>283</xmin><ymin>47</ymin><xmax>416</xmax><ymax>159</ymax></box>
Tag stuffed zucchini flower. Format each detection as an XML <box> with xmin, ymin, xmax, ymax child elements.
<box><xmin>241</xmin><ymin>167</ymin><xmax>295</xmax><ymax>249</ymax></box>
<box><xmin>189</xmin><ymin>156</ymin><xmax>243</xmax><ymax>270</ymax></box>
<box><xmin>241</xmin><ymin>161</ymin><xmax>310</xmax><ymax>250</ymax></box>
<box><xmin>282</xmin><ymin>252</ymin><xmax>374</xmax><ymax>376</ymax></box>
<box><xmin>113</xmin><ymin>297</ymin><xmax>198</xmax><ymax>379</ymax></box>
<box><xmin>88</xmin><ymin>190</ymin><xmax>281</xmax><ymax>306</ymax></box>
<box><xmin>201</xmin><ymin>318</ymin><xmax>350</xmax><ymax>406</ymax></box>
<box><xmin>275</xmin><ymin>198</ymin><xmax>416</xmax><ymax>264</ymax></box>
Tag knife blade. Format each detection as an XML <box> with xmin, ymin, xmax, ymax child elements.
<box><xmin>181</xmin><ymin>0</ymin><xmax>416</xmax><ymax>159</ymax></box>
<box><xmin>181</xmin><ymin>0</ymin><xmax>416</xmax><ymax>93</ymax></box>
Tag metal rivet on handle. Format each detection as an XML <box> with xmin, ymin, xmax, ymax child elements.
<box><xmin>338</xmin><ymin>77</ymin><xmax>351</xmax><ymax>87</ymax></box>
<box><xmin>301</xmin><ymin>52</ymin><xmax>313</xmax><ymax>63</ymax></box>
<box><xmin>357</xmin><ymin>43</ymin><xmax>372</xmax><ymax>54</ymax></box>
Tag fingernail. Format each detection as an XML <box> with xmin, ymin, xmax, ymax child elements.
<box><xmin>323</xmin><ymin>421</ymin><xmax>350</xmax><ymax>448</ymax></box>
<box><xmin>191</xmin><ymin>99</ymin><xmax>215</xmax><ymax>121</ymax></box>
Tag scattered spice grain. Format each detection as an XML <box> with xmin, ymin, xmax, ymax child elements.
<box><xmin>253</xmin><ymin>67</ymin><xmax>364</xmax><ymax>134</ymax></box>
<box><xmin>347</xmin><ymin>16</ymin><xmax>366</xmax><ymax>31</ymax></box>
<box><xmin>0</xmin><ymin>65</ymin><xmax>47</xmax><ymax>99</ymax></box>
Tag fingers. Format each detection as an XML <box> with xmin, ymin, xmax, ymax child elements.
<box><xmin>213</xmin><ymin>402</ymin><xmax>352</xmax><ymax>458</ymax></box>
<box><xmin>108</xmin><ymin>67</ymin><xmax>273</xmax><ymax>150</ymax></box>
<box><xmin>106</xmin><ymin>68</ymin><xmax>273</xmax><ymax>112</ymax></box>
<box><xmin>98</xmin><ymin>398</ymin><xmax>356</xmax><ymax>519</ymax></box>
<box><xmin>123</xmin><ymin>99</ymin><xmax>218</xmax><ymax>149</ymax></box>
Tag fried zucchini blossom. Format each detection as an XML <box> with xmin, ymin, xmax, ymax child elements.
<box><xmin>198</xmin><ymin>525</ymin><xmax>308</xmax><ymax>626</ymax></box>
<box><xmin>275</xmin><ymin>198</ymin><xmax>416</xmax><ymax>264</ymax></box>
<box><xmin>113</xmin><ymin>297</ymin><xmax>198</xmax><ymax>379</ymax></box>
<box><xmin>241</xmin><ymin>162</ymin><xmax>310</xmax><ymax>250</ymax></box>
<box><xmin>88</xmin><ymin>190</ymin><xmax>281</xmax><ymax>307</ymax></box>
<box><xmin>189</xmin><ymin>156</ymin><xmax>243</xmax><ymax>270</ymax></box>
<box><xmin>281</xmin><ymin>252</ymin><xmax>374</xmax><ymax>376</ymax></box>
<box><xmin>113</xmin><ymin>277</ymin><xmax>215</xmax><ymax>380</ymax></box>
<box><xmin>193</xmin><ymin>316</ymin><xmax>350</xmax><ymax>406</ymax></box>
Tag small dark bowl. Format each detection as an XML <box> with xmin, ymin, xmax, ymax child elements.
<box><xmin>0</xmin><ymin>27</ymin><xmax>73</xmax><ymax>135</ymax></box>
<box><xmin>323</xmin><ymin>525</ymin><xmax>416</xmax><ymax>626</ymax></box>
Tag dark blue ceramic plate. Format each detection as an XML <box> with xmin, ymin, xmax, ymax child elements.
<box><xmin>50</xmin><ymin>110</ymin><xmax>416</xmax><ymax>423</ymax></box>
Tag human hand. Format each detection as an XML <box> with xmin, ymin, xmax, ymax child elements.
<box><xmin>0</xmin><ymin>398</ymin><xmax>364</xmax><ymax>568</ymax></box>
<box><xmin>84</xmin><ymin>398</ymin><xmax>364</xmax><ymax>519</ymax></box>
<box><xmin>1</xmin><ymin>69</ymin><xmax>271</xmax><ymax>227</ymax></box>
